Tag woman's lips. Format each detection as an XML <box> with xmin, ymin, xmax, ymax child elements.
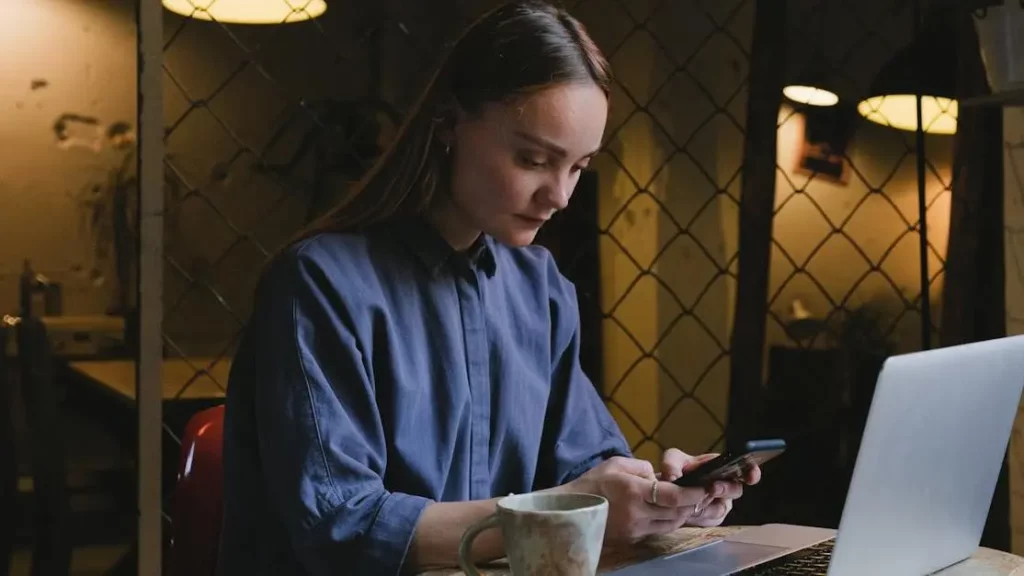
<box><xmin>516</xmin><ymin>215</ymin><xmax>547</xmax><ymax>226</ymax></box>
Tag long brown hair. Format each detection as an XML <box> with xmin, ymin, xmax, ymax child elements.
<box><xmin>292</xmin><ymin>0</ymin><xmax>611</xmax><ymax>244</ymax></box>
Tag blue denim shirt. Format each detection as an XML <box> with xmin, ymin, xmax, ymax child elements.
<box><xmin>221</xmin><ymin>218</ymin><xmax>630</xmax><ymax>576</ymax></box>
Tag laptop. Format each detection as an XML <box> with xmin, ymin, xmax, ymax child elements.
<box><xmin>608</xmin><ymin>335</ymin><xmax>1024</xmax><ymax>575</ymax></box>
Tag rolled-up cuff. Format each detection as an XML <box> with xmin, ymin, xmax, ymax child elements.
<box><xmin>364</xmin><ymin>491</ymin><xmax>433</xmax><ymax>576</ymax></box>
<box><xmin>561</xmin><ymin>445</ymin><xmax>632</xmax><ymax>485</ymax></box>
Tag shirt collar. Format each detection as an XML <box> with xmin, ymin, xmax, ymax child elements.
<box><xmin>392</xmin><ymin>217</ymin><xmax>497</xmax><ymax>278</ymax></box>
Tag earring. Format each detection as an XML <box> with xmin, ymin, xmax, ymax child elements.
<box><xmin>445</xmin><ymin>144</ymin><xmax>451</xmax><ymax>155</ymax></box>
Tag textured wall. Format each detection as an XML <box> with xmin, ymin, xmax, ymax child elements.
<box><xmin>0</xmin><ymin>0</ymin><xmax>136</xmax><ymax>317</ymax></box>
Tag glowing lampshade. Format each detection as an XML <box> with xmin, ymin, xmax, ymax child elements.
<box><xmin>162</xmin><ymin>0</ymin><xmax>327</xmax><ymax>24</ymax></box>
<box><xmin>857</xmin><ymin>95</ymin><xmax>957</xmax><ymax>135</ymax></box>
<box><xmin>856</xmin><ymin>7</ymin><xmax>957</xmax><ymax>135</ymax></box>
<box><xmin>783</xmin><ymin>84</ymin><xmax>839</xmax><ymax>107</ymax></box>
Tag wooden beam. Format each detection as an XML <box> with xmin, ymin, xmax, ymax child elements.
<box><xmin>727</xmin><ymin>0</ymin><xmax>787</xmax><ymax>446</ymax></box>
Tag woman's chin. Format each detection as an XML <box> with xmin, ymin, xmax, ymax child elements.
<box><xmin>490</xmin><ymin>227</ymin><xmax>541</xmax><ymax>248</ymax></box>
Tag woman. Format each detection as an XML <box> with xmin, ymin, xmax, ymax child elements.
<box><xmin>221</xmin><ymin>2</ymin><xmax>758</xmax><ymax>575</ymax></box>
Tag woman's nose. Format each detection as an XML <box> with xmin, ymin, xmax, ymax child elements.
<box><xmin>542</xmin><ymin>174</ymin><xmax>574</xmax><ymax>211</ymax></box>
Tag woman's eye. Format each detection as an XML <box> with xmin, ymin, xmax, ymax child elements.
<box><xmin>517</xmin><ymin>153</ymin><xmax>547</xmax><ymax>168</ymax></box>
<box><xmin>570</xmin><ymin>160</ymin><xmax>591</xmax><ymax>173</ymax></box>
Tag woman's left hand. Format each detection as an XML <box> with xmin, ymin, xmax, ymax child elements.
<box><xmin>658</xmin><ymin>448</ymin><xmax>760</xmax><ymax>527</ymax></box>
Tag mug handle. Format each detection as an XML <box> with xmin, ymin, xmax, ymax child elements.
<box><xmin>458</xmin><ymin>513</ymin><xmax>500</xmax><ymax>576</ymax></box>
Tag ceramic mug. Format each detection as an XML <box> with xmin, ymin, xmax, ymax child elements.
<box><xmin>458</xmin><ymin>492</ymin><xmax>608</xmax><ymax>576</ymax></box>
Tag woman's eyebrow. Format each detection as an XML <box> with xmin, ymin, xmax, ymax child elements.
<box><xmin>513</xmin><ymin>130</ymin><xmax>600</xmax><ymax>159</ymax></box>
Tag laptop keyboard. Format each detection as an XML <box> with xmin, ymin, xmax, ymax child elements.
<box><xmin>741</xmin><ymin>539</ymin><xmax>835</xmax><ymax>575</ymax></box>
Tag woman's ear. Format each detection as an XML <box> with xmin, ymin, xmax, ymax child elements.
<box><xmin>436</xmin><ymin>121</ymin><xmax>455</xmax><ymax>150</ymax></box>
<box><xmin>434</xmin><ymin>98</ymin><xmax>466</xmax><ymax>150</ymax></box>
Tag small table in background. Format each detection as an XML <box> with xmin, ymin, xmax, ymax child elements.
<box><xmin>63</xmin><ymin>356</ymin><xmax>229</xmax><ymax>454</ymax></box>
<box><xmin>61</xmin><ymin>357</ymin><xmax>230</xmax><ymax>576</ymax></box>
<box><xmin>65</xmin><ymin>357</ymin><xmax>229</xmax><ymax>403</ymax></box>
<box><xmin>418</xmin><ymin>526</ymin><xmax>1024</xmax><ymax>575</ymax></box>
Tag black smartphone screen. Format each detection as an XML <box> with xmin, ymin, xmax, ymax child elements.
<box><xmin>673</xmin><ymin>439</ymin><xmax>786</xmax><ymax>487</ymax></box>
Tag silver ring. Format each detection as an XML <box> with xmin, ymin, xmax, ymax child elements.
<box><xmin>650</xmin><ymin>480</ymin><xmax>659</xmax><ymax>505</ymax></box>
<box><xmin>693</xmin><ymin>499</ymin><xmax>705</xmax><ymax>517</ymax></box>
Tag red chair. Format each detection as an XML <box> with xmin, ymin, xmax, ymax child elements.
<box><xmin>168</xmin><ymin>404</ymin><xmax>225</xmax><ymax>576</ymax></box>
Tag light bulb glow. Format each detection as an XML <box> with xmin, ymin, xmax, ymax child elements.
<box><xmin>783</xmin><ymin>85</ymin><xmax>839</xmax><ymax>107</ymax></box>
<box><xmin>856</xmin><ymin>94</ymin><xmax>958</xmax><ymax>135</ymax></box>
<box><xmin>162</xmin><ymin>0</ymin><xmax>327</xmax><ymax>24</ymax></box>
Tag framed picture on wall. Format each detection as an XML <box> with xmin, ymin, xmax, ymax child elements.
<box><xmin>793</xmin><ymin>105</ymin><xmax>855</xmax><ymax>185</ymax></box>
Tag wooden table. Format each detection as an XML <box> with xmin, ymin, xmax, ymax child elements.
<box><xmin>60</xmin><ymin>357</ymin><xmax>230</xmax><ymax>576</ymax></box>
<box><xmin>66</xmin><ymin>357</ymin><xmax>230</xmax><ymax>402</ymax></box>
<box><xmin>421</xmin><ymin>526</ymin><xmax>1024</xmax><ymax>575</ymax></box>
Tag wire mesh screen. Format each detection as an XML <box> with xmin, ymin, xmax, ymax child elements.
<box><xmin>743</xmin><ymin>0</ymin><xmax>954</xmax><ymax>529</ymax></box>
<box><xmin>562</xmin><ymin>0</ymin><xmax>755</xmax><ymax>462</ymax></box>
<box><xmin>152</xmin><ymin>0</ymin><xmax>952</xmax><ymax>537</ymax></box>
<box><xmin>768</xmin><ymin>0</ymin><xmax>951</xmax><ymax>358</ymax></box>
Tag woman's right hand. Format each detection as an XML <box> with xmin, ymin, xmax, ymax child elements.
<box><xmin>564</xmin><ymin>456</ymin><xmax>711</xmax><ymax>544</ymax></box>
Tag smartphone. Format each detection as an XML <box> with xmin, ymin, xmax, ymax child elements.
<box><xmin>672</xmin><ymin>439</ymin><xmax>786</xmax><ymax>487</ymax></box>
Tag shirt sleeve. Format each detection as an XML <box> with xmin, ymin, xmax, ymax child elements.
<box><xmin>533</xmin><ymin>258</ymin><xmax>632</xmax><ymax>489</ymax></box>
<box><xmin>248</xmin><ymin>246</ymin><xmax>431</xmax><ymax>576</ymax></box>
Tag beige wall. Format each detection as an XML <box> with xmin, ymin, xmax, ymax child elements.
<box><xmin>589</xmin><ymin>0</ymin><xmax>752</xmax><ymax>461</ymax></box>
<box><xmin>594</xmin><ymin>0</ymin><xmax>952</xmax><ymax>463</ymax></box>
<box><xmin>1003</xmin><ymin>107</ymin><xmax>1024</xmax><ymax>553</ymax></box>
<box><xmin>598</xmin><ymin>86</ymin><xmax>955</xmax><ymax>466</ymax></box>
<box><xmin>0</xmin><ymin>0</ymin><xmax>445</xmax><ymax>353</ymax></box>
<box><xmin>769</xmin><ymin>106</ymin><xmax>952</xmax><ymax>352</ymax></box>
<box><xmin>0</xmin><ymin>0</ymin><xmax>136</xmax><ymax>317</ymax></box>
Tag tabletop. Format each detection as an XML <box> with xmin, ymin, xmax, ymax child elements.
<box><xmin>420</xmin><ymin>526</ymin><xmax>1024</xmax><ymax>575</ymax></box>
<box><xmin>65</xmin><ymin>357</ymin><xmax>230</xmax><ymax>402</ymax></box>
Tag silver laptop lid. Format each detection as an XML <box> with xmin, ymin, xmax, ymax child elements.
<box><xmin>828</xmin><ymin>336</ymin><xmax>1024</xmax><ymax>576</ymax></box>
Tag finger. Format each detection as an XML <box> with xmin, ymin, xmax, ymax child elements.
<box><xmin>709</xmin><ymin>480</ymin><xmax>743</xmax><ymax>501</ymax></box>
<box><xmin>744</xmin><ymin>464</ymin><xmax>762</xmax><ymax>485</ymax></box>
<box><xmin>647</xmin><ymin>479</ymin><xmax>709</xmax><ymax>509</ymax></box>
<box><xmin>644</xmin><ymin>496</ymin><xmax>697</xmax><ymax>526</ymax></box>
<box><xmin>649</xmin><ymin>510</ymin><xmax>691</xmax><ymax>534</ymax></box>
<box><xmin>612</xmin><ymin>457</ymin><xmax>658</xmax><ymax>480</ymax></box>
<box><xmin>635</xmin><ymin>486</ymin><xmax>693</xmax><ymax>522</ymax></box>
<box><xmin>659</xmin><ymin>448</ymin><xmax>692</xmax><ymax>481</ymax></box>
<box><xmin>642</xmin><ymin>501</ymin><xmax>691</xmax><ymax>522</ymax></box>
<box><xmin>628</xmin><ymin>474</ymin><xmax>705</xmax><ymax>513</ymax></box>
<box><xmin>680</xmin><ymin>452</ymin><xmax>720</xmax><ymax>475</ymax></box>
<box><xmin>687</xmin><ymin>499</ymin><xmax>731</xmax><ymax>527</ymax></box>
